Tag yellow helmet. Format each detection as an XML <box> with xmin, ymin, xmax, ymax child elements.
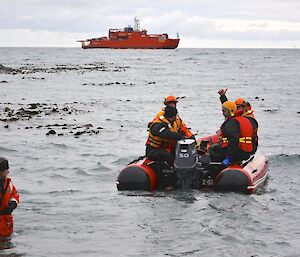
<box><xmin>222</xmin><ymin>101</ymin><xmax>237</xmax><ymax>116</ymax></box>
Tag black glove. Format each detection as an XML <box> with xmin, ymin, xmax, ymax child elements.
<box><xmin>178</xmin><ymin>133</ymin><xmax>186</xmax><ymax>140</ymax></box>
<box><xmin>200</xmin><ymin>140</ymin><xmax>209</xmax><ymax>149</ymax></box>
<box><xmin>1</xmin><ymin>201</ymin><xmax>17</xmax><ymax>215</ymax></box>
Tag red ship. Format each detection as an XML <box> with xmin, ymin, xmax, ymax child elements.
<box><xmin>78</xmin><ymin>18</ymin><xmax>180</xmax><ymax>49</ymax></box>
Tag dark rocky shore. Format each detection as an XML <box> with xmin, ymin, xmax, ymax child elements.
<box><xmin>0</xmin><ymin>61</ymin><xmax>132</xmax><ymax>136</ymax></box>
<box><xmin>0</xmin><ymin>63</ymin><xmax>129</xmax><ymax>75</ymax></box>
<box><xmin>0</xmin><ymin>101</ymin><xmax>103</xmax><ymax>137</ymax></box>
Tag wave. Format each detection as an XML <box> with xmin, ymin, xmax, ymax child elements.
<box><xmin>95</xmin><ymin>162</ymin><xmax>111</xmax><ymax>171</ymax></box>
<box><xmin>267</xmin><ymin>154</ymin><xmax>300</xmax><ymax>169</ymax></box>
<box><xmin>268</xmin><ymin>153</ymin><xmax>300</xmax><ymax>160</ymax></box>
<box><xmin>0</xmin><ymin>146</ymin><xmax>17</xmax><ymax>152</ymax></box>
<box><xmin>112</xmin><ymin>156</ymin><xmax>136</xmax><ymax>165</ymax></box>
<box><xmin>49</xmin><ymin>142</ymin><xmax>71</xmax><ymax>149</ymax></box>
<box><xmin>74</xmin><ymin>168</ymin><xmax>91</xmax><ymax>176</ymax></box>
<box><xmin>48</xmin><ymin>189</ymin><xmax>81</xmax><ymax>195</ymax></box>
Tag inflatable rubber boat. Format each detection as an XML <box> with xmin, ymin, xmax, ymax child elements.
<box><xmin>116</xmin><ymin>135</ymin><xmax>269</xmax><ymax>194</ymax></box>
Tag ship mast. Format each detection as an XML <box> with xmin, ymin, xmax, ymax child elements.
<box><xmin>134</xmin><ymin>17</ymin><xmax>140</xmax><ymax>31</ymax></box>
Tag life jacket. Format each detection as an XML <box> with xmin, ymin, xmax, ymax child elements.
<box><xmin>220</xmin><ymin>116</ymin><xmax>254</xmax><ymax>153</ymax></box>
<box><xmin>0</xmin><ymin>177</ymin><xmax>19</xmax><ymax>237</ymax></box>
<box><xmin>146</xmin><ymin>116</ymin><xmax>180</xmax><ymax>152</ymax></box>
<box><xmin>148</xmin><ymin>108</ymin><xmax>193</xmax><ymax>138</ymax></box>
<box><xmin>242</xmin><ymin>109</ymin><xmax>256</xmax><ymax>120</ymax></box>
<box><xmin>243</xmin><ymin>110</ymin><xmax>259</xmax><ymax>147</ymax></box>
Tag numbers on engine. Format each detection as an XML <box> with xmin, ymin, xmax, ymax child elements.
<box><xmin>179</xmin><ymin>153</ymin><xmax>190</xmax><ymax>158</ymax></box>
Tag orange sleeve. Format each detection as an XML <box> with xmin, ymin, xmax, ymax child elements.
<box><xmin>9</xmin><ymin>183</ymin><xmax>20</xmax><ymax>204</ymax></box>
<box><xmin>180</xmin><ymin>121</ymin><xmax>194</xmax><ymax>138</ymax></box>
<box><xmin>156</xmin><ymin>110</ymin><xmax>165</xmax><ymax>118</ymax></box>
<box><xmin>0</xmin><ymin>179</ymin><xmax>19</xmax><ymax>211</ymax></box>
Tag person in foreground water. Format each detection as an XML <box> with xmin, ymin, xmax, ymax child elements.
<box><xmin>0</xmin><ymin>157</ymin><xmax>20</xmax><ymax>237</ymax></box>
<box><xmin>145</xmin><ymin>106</ymin><xmax>185</xmax><ymax>167</ymax></box>
<box><xmin>218</xmin><ymin>88</ymin><xmax>258</xmax><ymax>154</ymax></box>
<box><xmin>209</xmin><ymin>101</ymin><xmax>254</xmax><ymax>166</ymax></box>
<box><xmin>149</xmin><ymin>95</ymin><xmax>195</xmax><ymax>140</ymax></box>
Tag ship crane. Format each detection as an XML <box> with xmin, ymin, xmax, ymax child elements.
<box><xmin>134</xmin><ymin>17</ymin><xmax>140</xmax><ymax>31</ymax></box>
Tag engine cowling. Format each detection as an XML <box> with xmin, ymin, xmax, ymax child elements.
<box><xmin>174</xmin><ymin>139</ymin><xmax>200</xmax><ymax>189</ymax></box>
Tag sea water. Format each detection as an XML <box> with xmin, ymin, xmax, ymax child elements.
<box><xmin>0</xmin><ymin>48</ymin><xmax>299</xmax><ymax>256</ymax></box>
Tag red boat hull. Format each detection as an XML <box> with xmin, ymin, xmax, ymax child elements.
<box><xmin>116</xmin><ymin>159</ymin><xmax>158</xmax><ymax>191</ymax></box>
<box><xmin>116</xmin><ymin>151</ymin><xmax>268</xmax><ymax>194</ymax></box>
<box><xmin>81</xmin><ymin>38</ymin><xmax>179</xmax><ymax>49</ymax></box>
<box><xmin>214</xmin><ymin>151</ymin><xmax>269</xmax><ymax>193</ymax></box>
<box><xmin>197</xmin><ymin>134</ymin><xmax>269</xmax><ymax>193</ymax></box>
<box><xmin>116</xmin><ymin>134</ymin><xmax>269</xmax><ymax>193</ymax></box>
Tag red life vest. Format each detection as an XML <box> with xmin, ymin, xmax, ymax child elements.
<box><xmin>220</xmin><ymin>116</ymin><xmax>254</xmax><ymax>153</ymax></box>
<box><xmin>244</xmin><ymin>111</ymin><xmax>259</xmax><ymax>148</ymax></box>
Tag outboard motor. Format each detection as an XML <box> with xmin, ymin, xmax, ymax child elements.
<box><xmin>174</xmin><ymin>139</ymin><xmax>199</xmax><ymax>189</ymax></box>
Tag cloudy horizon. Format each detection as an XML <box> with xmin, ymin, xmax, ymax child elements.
<box><xmin>0</xmin><ymin>0</ymin><xmax>299</xmax><ymax>48</ymax></box>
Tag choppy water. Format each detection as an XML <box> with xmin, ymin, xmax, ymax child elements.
<box><xmin>0</xmin><ymin>48</ymin><xmax>299</xmax><ymax>257</ymax></box>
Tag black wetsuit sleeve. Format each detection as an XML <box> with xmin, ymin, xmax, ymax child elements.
<box><xmin>0</xmin><ymin>180</ymin><xmax>3</xmax><ymax>193</ymax></box>
<box><xmin>223</xmin><ymin>119</ymin><xmax>240</xmax><ymax>158</ymax></box>
<box><xmin>151</xmin><ymin>123</ymin><xmax>182</xmax><ymax>141</ymax></box>
<box><xmin>246</xmin><ymin>117</ymin><xmax>258</xmax><ymax>130</ymax></box>
<box><xmin>219</xmin><ymin>94</ymin><xmax>228</xmax><ymax>104</ymax></box>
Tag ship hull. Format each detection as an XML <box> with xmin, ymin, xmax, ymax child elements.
<box><xmin>82</xmin><ymin>39</ymin><xmax>179</xmax><ymax>49</ymax></box>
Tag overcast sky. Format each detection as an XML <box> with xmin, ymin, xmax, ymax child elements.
<box><xmin>0</xmin><ymin>0</ymin><xmax>299</xmax><ymax>48</ymax></box>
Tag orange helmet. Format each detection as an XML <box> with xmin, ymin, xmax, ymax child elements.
<box><xmin>164</xmin><ymin>95</ymin><xmax>178</xmax><ymax>105</ymax></box>
<box><xmin>222</xmin><ymin>101</ymin><xmax>237</xmax><ymax>116</ymax></box>
<box><xmin>235</xmin><ymin>98</ymin><xmax>246</xmax><ymax>107</ymax></box>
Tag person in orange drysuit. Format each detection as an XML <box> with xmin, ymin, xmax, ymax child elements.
<box><xmin>0</xmin><ymin>157</ymin><xmax>20</xmax><ymax>237</ymax></box>
<box><xmin>149</xmin><ymin>95</ymin><xmax>194</xmax><ymax>140</ymax></box>
<box><xmin>146</xmin><ymin>106</ymin><xmax>184</xmax><ymax>167</ymax></box>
